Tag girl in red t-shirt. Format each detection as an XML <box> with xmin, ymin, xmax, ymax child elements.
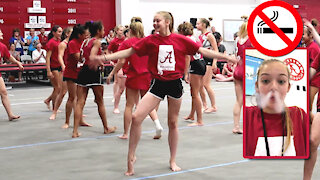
<box><xmin>196</xmin><ymin>18</ymin><xmax>218</xmax><ymax>114</ymax></box>
<box><xmin>245</xmin><ymin>59</ymin><xmax>308</xmax><ymax>158</ymax></box>
<box><xmin>107</xmin><ymin>25</ymin><xmax>126</xmax><ymax>114</ymax></box>
<box><xmin>72</xmin><ymin>21</ymin><xmax>116</xmax><ymax>138</ymax></box>
<box><xmin>304</xmin><ymin>46</ymin><xmax>320</xmax><ymax>180</ymax></box>
<box><xmin>106</xmin><ymin>17</ymin><xmax>164</xmax><ymax>140</ymax></box>
<box><xmin>58</xmin><ymin>24</ymin><xmax>91</xmax><ymax>129</ymax></box>
<box><xmin>44</xmin><ymin>25</ymin><xmax>63</xmax><ymax>112</ymax></box>
<box><xmin>0</xmin><ymin>29</ymin><xmax>23</xmax><ymax>121</ymax></box>
<box><xmin>302</xmin><ymin>25</ymin><xmax>320</xmax><ymax>121</ymax></box>
<box><xmin>49</xmin><ymin>27</ymin><xmax>73</xmax><ymax>121</ymax></box>
<box><xmin>90</xmin><ymin>11</ymin><xmax>237</xmax><ymax>176</ymax></box>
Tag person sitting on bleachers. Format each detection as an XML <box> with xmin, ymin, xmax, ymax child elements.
<box><xmin>32</xmin><ymin>43</ymin><xmax>46</xmax><ymax>64</ymax></box>
<box><xmin>215</xmin><ymin>61</ymin><xmax>235</xmax><ymax>82</ymax></box>
<box><xmin>9</xmin><ymin>43</ymin><xmax>20</xmax><ymax>62</ymax></box>
<box><xmin>8</xmin><ymin>43</ymin><xmax>22</xmax><ymax>81</ymax></box>
<box><xmin>26</xmin><ymin>28</ymin><xmax>39</xmax><ymax>57</ymax></box>
<box><xmin>9</xmin><ymin>28</ymin><xmax>25</xmax><ymax>55</ymax></box>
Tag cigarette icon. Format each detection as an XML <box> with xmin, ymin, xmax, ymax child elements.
<box><xmin>257</xmin><ymin>27</ymin><xmax>293</xmax><ymax>34</ymax></box>
<box><xmin>257</xmin><ymin>11</ymin><xmax>293</xmax><ymax>34</ymax></box>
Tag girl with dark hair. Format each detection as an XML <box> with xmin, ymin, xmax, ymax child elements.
<box><xmin>49</xmin><ymin>27</ymin><xmax>73</xmax><ymax>121</ymax></box>
<box><xmin>59</xmin><ymin>24</ymin><xmax>91</xmax><ymax>129</ymax></box>
<box><xmin>106</xmin><ymin>17</ymin><xmax>163</xmax><ymax>140</ymax></box>
<box><xmin>72</xmin><ymin>21</ymin><xmax>116</xmax><ymax>138</ymax></box>
<box><xmin>9</xmin><ymin>28</ymin><xmax>25</xmax><ymax>55</ymax></box>
<box><xmin>44</xmin><ymin>25</ymin><xmax>63</xmax><ymax>113</ymax></box>
<box><xmin>89</xmin><ymin>11</ymin><xmax>237</xmax><ymax>176</ymax></box>
<box><xmin>0</xmin><ymin>29</ymin><xmax>23</xmax><ymax>121</ymax></box>
<box><xmin>196</xmin><ymin>18</ymin><xmax>218</xmax><ymax>114</ymax></box>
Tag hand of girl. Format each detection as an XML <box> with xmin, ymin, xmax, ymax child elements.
<box><xmin>18</xmin><ymin>62</ymin><xmax>24</xmax><ymax>71</ymax></box>
<box><xmin>47</xmin><ymin>71</ymin><xmax>53</xmax><ymax>79</ymax></box>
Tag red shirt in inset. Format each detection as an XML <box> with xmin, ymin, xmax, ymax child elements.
<box><xmin>108</xmin><ymin>37</ymin><xmax>125</xmax><ymax>53</ymax></box>
<box><xmin>132</xmin><ymin>33</ymin><xmax>200</xmax><ymax>81</ymax></box>
<box><xmin>46</xmin><ymin>38</ymin><xmax>61</xmax><ymax>68</ymax></box>
<box><xmin>245</xmin><ymin>106</ymin><xmax>308</xmax><ymax>157</ymax></box>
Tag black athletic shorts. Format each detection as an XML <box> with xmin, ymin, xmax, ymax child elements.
<box><xmin>190</xmin><ymin>59</ymin><xmax>206</xmax><ymax>75</ymax></box>
<box><xmin>204</xmin><ymin>57</ymin><xmax>213</xmax><ymax>66</ymax></box>
<box><xmin>63</xmin><ymin>77</ymin><xmax>77</xmax><ymax>83</ymax></box>
<box><xmin>50</xmin><ymin>66</ymin><xmax>62</xmax><ymax>72</ymax></box>
<box><xmin>76</xmin><ymin>65</ymin><xmax>103</xmax><ymax>87</ymax></box>
<box><xmin>149</xmin><ymin>78</ymin><xmax>183</xmax><ymax>100</ymax></box>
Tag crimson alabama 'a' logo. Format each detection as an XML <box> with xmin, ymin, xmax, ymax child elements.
<box><xmin>160</xmin><ymin>51</ymin><xmax>173</xmax><ymax>63</ymax></box>
<box><xmin>283</xmin><ymin>58</ymin><xmax>304</xmax><ymax>81</ymax></box>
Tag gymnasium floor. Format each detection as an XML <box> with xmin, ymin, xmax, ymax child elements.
<box><xmin>0</xmin><ymin>81</ymin><xmax>318</xmax><ymax>180</ymax></box>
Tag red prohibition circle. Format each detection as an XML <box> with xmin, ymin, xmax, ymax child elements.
<box><xmin>283</xmin><ymin>58</ymin><xmax>304</xmax><ymax>81</ymax></box>
<box><xmin>247</xmin><ymin>0</ymin><xmax>303</xmax><ymax>57</ymax></box>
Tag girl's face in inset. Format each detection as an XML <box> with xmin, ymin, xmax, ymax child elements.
<box><xmin>256</xmin><ymin>62</ymin><xmax>291</xmax><ymax>113</ymax></box>
<box><xmin>153</xmin><ymin>14</ymin><xmax>168</xmax><ymax>33</ymax></box>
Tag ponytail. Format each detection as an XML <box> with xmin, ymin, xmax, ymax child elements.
<box><xmin>48</xmin><ymin>25</ymin><xmax>61</xmax><ymax>40</ymax></box>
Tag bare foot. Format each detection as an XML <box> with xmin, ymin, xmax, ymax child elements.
<box><xmin>9</xmin><ymin>115</ymin><xmax>20</xmax><ymax>121</ymax></box>
<box><xmin>183</xmin><ymin>116</ymin><xmax>194</xmax><ymax>121</ymax></box>
<box><xmin>118</xmin><ymin>134</ymin><xmax>128</xmax><ymax>139</ymax></box>
<box><xmin>113</xmin><ymin>109</ymin><xmax>120</xmax><ymax>114</ymax></box>
<box><xmin>170</xmin><ymin>161</ymin><xmax>181</xmax><ymax>172</ymax></box>
<box><xmin>204</xmin><ymin>107</ymin><xmax>217</xmax><ymax>113</ymax></box>
<box><xmin>72</xmin><ymin>132</ymin><xmax>81</xmax><ymax>138</ymax></box>
<box><xmin>61</xmin><ymin>123</ymin><xmax>69</xmax><ymax>129</ymax></box>
<box><xmin>44</xmin><ymin>100</ymin><xmax>51</xmax><ymax>110</ymax></box>
<box><xmin>125</xmin><ymin>156</ymin><xmax>136</xmax><ymax>176</ymax></box>
<box><xmin>232</xmin><ymin>128</ymin><xmax>243</xmax><ymax>134</ymax></box>
<box><xmin>49</xmin><ymin>113</ymin><xmax>57</xmax><ymax>120</ymax></box>
<box><xmin>82</xmin><ymin>114</ymin><xmax>87</xmax><ymax>117</ymax></box>
<box><xmin>80</xmin><ymin>121</ymin><xmax>92</xmax><ymax>127</ymax></box>
<box><xmin>57</xmin><ymin>110</ymin><xmax>62</xmax><ymax>113</ymax></box>
<box><xmin>104</xmin><ymin>126</ymin><xmax>117</xmax><ymax>134</ymax></box>
<box><xmin>187</xmin><ymin>122</ymin><xmax>204</xmax><ymax>127</ymax></box>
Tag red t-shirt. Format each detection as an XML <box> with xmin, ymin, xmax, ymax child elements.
<box><xmin>133</xmin><ymin>33</ymin><xmax>200</xmax><ymax>81</ymax></box>
<box><xmin>307</xmin><ymin>41</ymin><xmax>320</xmax><ymax>63</ymax></box>
<box><xmin>64</xmin><ymin>39</ymin><xmax>83</xmax><ymax>79</ymax></box>
<box><xmin>46</xmin><ymin>38</ymin><xmax>61</xmax><ymax>68</ymax></box>
<box><xmin>245</xmin><ymin>106</ymin><xmax>308</xmax><ymax>157</ymax></box>
<box><xmin>38</xmin><ymin>34</ymin><xmax>48</xmax><ymax>49</ymax></box>
<box><xmin>0</xmin><ymin>42</ymin><xmax>11</xmax><ymax>63</ymax></box>
<box><xmin>118</xmin><ymin>37</ymin><xmax>149</xmax><ymax>78</ymax></box>
<box><xmin>108</xmin><ymin>37</ymin><xmax>125</xmax><ymax>53</ymax></box>
<box><xmin>82</xmin><ymin>38</ymin><xmax>102</xmax><ymax>66</ymax></box>
<box><xmin>311</xmin><ymin>53</ymin><xmax>320</xmax><ymax>71</ymax></box>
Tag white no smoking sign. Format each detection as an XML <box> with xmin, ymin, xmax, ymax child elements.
<box><xmin>248</xmin><ymin>0</ymin><xmax>303</xmax><ymax>56</ymax></box>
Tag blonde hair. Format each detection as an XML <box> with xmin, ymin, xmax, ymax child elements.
<box><xmin>256</xmin><ymin>59</ymin><xmax>292</xmax><ymax>152</ymax></box>
<box><xmin>177</xmin><ymin>22</ymin><xmax>193</xmax><ymax>36</ymax></box>
<box><xmin>114</xmin><ymin>25</ymin><xmax>124</xmax><ymax>34</ymax></box>
<box><xmin>157</xmin><ymin>11</ymin><xmax>174</xmax><ymax>33</ymax></box>
<box><xmin>130</xmin><ymin>16</ymin><xmax>144</xmax><ymax>38</ymax></box>
<box><xmin>199</xmin><ymin>18</ymin><xmax>210</xmax><ymax>28</ymax></box>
